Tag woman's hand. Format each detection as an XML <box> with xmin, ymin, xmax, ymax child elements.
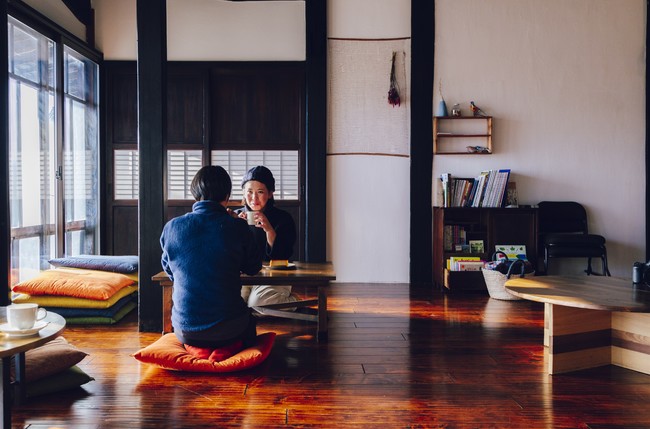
<box><xmin>253</xmin><ymin>211</ymin><xmax>276</xmax><ymax>247</ymax></box>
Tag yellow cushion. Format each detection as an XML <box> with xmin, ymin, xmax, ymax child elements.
<box><xmin>12</xmin><ymin>268</ymin><xmax>135</xmax><ymax>300</ymax></box>
<box><xmin>132</xmin><ymin>332</ymin><xmax>276</xmax><ymax>372</ymax></box>
<box><xmin>12</xmin><ymin>284</ymin><xmax>138</xmax><ymax>308</ymax></box>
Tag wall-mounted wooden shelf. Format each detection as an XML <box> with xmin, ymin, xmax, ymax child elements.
<box><xmin>433</xmin><ymin>116</ymin><xmax>493</xmax><ymax>155</ymax></box>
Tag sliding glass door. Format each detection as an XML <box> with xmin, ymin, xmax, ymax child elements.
<box><xmin>8</xmin><ymin>17</ymin><xmax>99</xmax><ymax>285</ymax></box>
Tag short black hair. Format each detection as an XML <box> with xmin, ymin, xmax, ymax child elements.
<box><xmin>190</xmin><ymin>166</ymin><xmax>231</xmax><ymax>202</ymax></box>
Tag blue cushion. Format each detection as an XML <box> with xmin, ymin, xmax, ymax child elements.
<box><xmin>48</xmin><ymin>255</ymin><xmax>138</xmax><ymax>274</ymax></box>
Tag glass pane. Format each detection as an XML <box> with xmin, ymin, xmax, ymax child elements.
<box><xmin>168</xmin><ymin>150</ymin><xmax>202</xmax><ymax>200</ymax></box>
<box><xmin>63</xmin><ymin>46</ymin><xmax>99</xmax><ymax>255</ymax></box>
<box><xmin>114</xmin><ymin>150</ymin><xmax>139</xmax><ymax>200</ymax></box>
<box><xmin>65</xmin><ymin>230</ymin><xmax>84</xmax><ymax>256</ymax></box>
<box><xmin>8</xmin><ymin>18</ymin><xmax>56</xmax><ymax>284</ymax></box>
<box><xmin>64</xmin><ymin>50</ymin><xmax>85</xmax><ymax>100</ymax></box>
<box><xmin>9</xmin><ymin>21</ymin><xmax>38</xmax><ymax>83</ymax></box>
<box><xmin>14</xmin><ymin>237</ymin><xmax>41</xmax><ymax>283</ymax></box>
<box><xmin>211</xmin><ymin>150</ymin><xmax>299</xmax><ymax>201</ymax></box>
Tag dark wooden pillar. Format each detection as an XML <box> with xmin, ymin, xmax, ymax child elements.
<box><xmin>305</xmin><ymin>0</ymin><xmax>327</xmax><ymax>262</ymax></box>
<box><xmin>410</xmin><ymin>0</ymin><xmax>434</xmax><ymax>287</ymax></box>
<box><xmin>136</xmin><ymin>0</ymin><xmax>166</xmax><ymax>332</ymax></box>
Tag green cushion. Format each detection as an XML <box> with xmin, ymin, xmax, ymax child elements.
<box><xmin>26</xmin><ymin>365</ymin><xmax>94</xmax><ymax>398</ymax></box>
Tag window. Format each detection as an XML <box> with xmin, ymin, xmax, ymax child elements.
<box><xmin>168</xmin><ymin>150</ymin><xmax>202</xmax><ymax>200</ymax></box>
<box><xmin>114</xmin><ymin>150</ymin><xmax>139</xmax><ymax>200</ymax></box>
<box><xmin>8</xmin><ymin>17</ymin><xmax>99</xmax><ymax>284</ymax></box>
<box><xmin>114</xmin><ymin>149</ymin><xmax>299</xmax><ymax>202</ymax></box>
<box><xmin>212</xmin><ymin>150</ymin><xmax>299</xmax><ymax>201</ymax></box>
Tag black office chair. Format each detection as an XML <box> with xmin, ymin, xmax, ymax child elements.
<box><xmin>538</xmin><ymin>201</ymin><xmax>611</xmax><ymax>276</ymax></box>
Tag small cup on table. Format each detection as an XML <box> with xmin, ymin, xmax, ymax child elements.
<box><xmin>6</xmin><ymin>303</ymin><xmax>47</xmax><ymax>330</ymax></box>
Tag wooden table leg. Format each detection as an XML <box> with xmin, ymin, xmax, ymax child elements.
<box><xmin>546</xmin><ymin>304</ymin><xmax>611</xmax><ymax>374</ymax></box>
<box><xmin>14</xmin><ymin>353</ymin><xmax>26</xmax><ymax>405</ymax></box>
<box><xmin>162</xmin><ymin>283</ymin><xmax>173</xmax><ymax>334</ymax></box>
<box><xmin>317</xmin><ymin>285</ymin><xmax>328</xmax><ymax>341</ymax></box>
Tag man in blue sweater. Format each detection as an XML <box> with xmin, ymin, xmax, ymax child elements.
<box><xmin>160</xmin><ymin>166</ymin><xmax>263</xmax><ymax>348</ymax></box>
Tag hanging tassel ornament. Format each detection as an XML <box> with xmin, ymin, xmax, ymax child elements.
<box><xmin>388</xmin><ymin>52</ymin><xmax>400</xmax><ymax>107</ymax></box>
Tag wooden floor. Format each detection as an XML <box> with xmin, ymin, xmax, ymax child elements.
<box><xmin>11</xmin><ymin>283</ymin><xmax>650</xmax><ymax>428</ymax></box>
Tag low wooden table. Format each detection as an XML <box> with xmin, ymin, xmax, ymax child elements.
<box><xmin>0</xmin><ymin>309</ymin><xmax>66</xmax><ymax>427</ymax></box>
<box><xmin>152</xmin><ymin>262</ymin><xmax>336</xmax><ymax>341</ymax></box>
<box><xmin>505</xmin><ymin>275</ymin><xmax>650</xmax><ymax>375</ymax></box>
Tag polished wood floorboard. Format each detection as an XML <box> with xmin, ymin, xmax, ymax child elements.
<box><xmin>11</xmin><ymin>283</ymin><xmax>650</xmax><ymax>428</ymax></box>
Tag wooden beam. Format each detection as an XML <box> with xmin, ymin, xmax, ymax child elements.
<box><xmin>410</xmin><ymin>0</ymin><xmax>434</xmax><ymax>287</ymax></box>
<box><xmin>136</xmin><ymin>0</ymin><xmax>167</xmax><ymax>332</ymax></box>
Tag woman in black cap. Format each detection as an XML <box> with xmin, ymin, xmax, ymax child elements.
<box><xmin>237</xmin><ymin>166</ymin><xmax>298</xmax><ymax>312</ymax></box>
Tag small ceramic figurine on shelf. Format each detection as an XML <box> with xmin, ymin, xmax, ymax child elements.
<box><xmin>469</xmin><ymin>101</ymin><xmax>488</xmax><ymax>117</ymax></box>
<box><xmin>451</xmin><ymin>103</ymin><xmax>461</xmax><ymax>117</ymax></box>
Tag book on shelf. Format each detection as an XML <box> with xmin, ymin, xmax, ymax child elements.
<box><xmin>494</xmin><ymin>244</ymin><xmax>528</xmax><ymax>260</ymax></box>
<box><xmin>443</xmin><ymin>225</ymin><xmax>467</xmax><ymax>251</ymax></box>
<box><xmin>456</xmin><ymin>261</ymin><xmax>485</xmax><ymax>272</ymax></box>
<box><xmin>439</xmin><ymin>170</ymin><xmax>512</xmax><ymax>208</ymax></box>
<box><xmin>447</xmin><ymin>256</ymin><xmax>483</xmax><ymax>271</ymax></box>
<box><xmin>469</xmin><ymin>240</ymin><xmax>484</xmax><ymax>253</ymax></box>
<box><xmin>505</xmin><ymin>181</ymin><xmax>518</xmax><ymax>207</ymax></box>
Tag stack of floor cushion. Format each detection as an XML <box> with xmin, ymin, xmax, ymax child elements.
<box><xmin>11</xmin><ymin>255</ymin><xmax>138</xmax><ymax>325</ymax></box>
<box><xmin>13</xmin><ymin>336</ymin><xmax>94</xmax><ymax>397</ymax></box>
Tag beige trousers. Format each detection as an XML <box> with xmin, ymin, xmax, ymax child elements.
<box><xmin>241</xmin><ymin>285</ymin><xmax>297</xmax><ymax>313</ymax></box>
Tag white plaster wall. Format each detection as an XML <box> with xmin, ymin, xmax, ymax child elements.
<box><xmin>94</xmin><ymin>0</ymin><xmax>136</xmax><ymax>59</ymax></box>
<box><xmin>327</xmin><ymin>0</ymin><xmax>412</xmax><ymax>283</ymax></box>
<box><xmin>434</xmin><ymin>0</ymin><xmax>646</xmax><ymax>277</ymax></box>
<box><xmin>328</xmin><ymin>156</ymin><xmax>410</xmax><ymax>282</ymax></box>
<box><xmin>94</xmin><ymin>0</ymin><xmax>305</xmax><ymax>61</ymax></box>
<box><xmin>21</xmin><ymin>0</ymin><xmax>85</xmax><ymax>40</ymax></box>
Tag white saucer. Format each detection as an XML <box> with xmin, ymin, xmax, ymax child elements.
<box><xmin>0</xmin><ymin>321</ymin><xmax>49</xmax><ymax>337</ymax></box>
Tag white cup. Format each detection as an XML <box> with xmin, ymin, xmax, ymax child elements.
<box><xmin>6</xmin><ymin>303</ymin><xmax>47</xmax><ymax>330</ymax></box>
<box><xmin>246</xmin><ymin>211</ymin><xmax>258</xmax><ymax>226</ymax></box>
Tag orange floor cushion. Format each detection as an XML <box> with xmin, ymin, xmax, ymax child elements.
<box><xmin>132</xmin><ymin>332</ymin><xmax>276</xmax><ymax>372</ymax></box>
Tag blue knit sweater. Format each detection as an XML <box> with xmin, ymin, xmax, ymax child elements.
<box><xmin>160</xmin><ymin>201</ymin><xmax>262</xmax><ymax>332</ymax></box>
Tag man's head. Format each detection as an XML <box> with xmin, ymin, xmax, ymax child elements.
<box><xmin>190</xmin><ymin>165</ymin><xmax>231</xmax><ymax>202</ymax></box>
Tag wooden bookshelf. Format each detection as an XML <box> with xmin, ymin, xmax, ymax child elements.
<box><xmin>432</xmin><ymin>207</ymin><xmax>538</xmax><ymax>292</ymax></box>
<box><xmin>433</xmin><ymin>116</ymin><xmax>492</xmax><ymax>155</ymax></box>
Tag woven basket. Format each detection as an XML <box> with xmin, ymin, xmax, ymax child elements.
<box><xmin>481</xmin><ymin>267</ymin><xmax>531</xmax><ymax>301</ymax></box>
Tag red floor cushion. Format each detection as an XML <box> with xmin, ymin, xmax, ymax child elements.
<box><xmin>132</xmin><ymin>332</ymin><xmax>275</xmax><ymax>372</ymax></box>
